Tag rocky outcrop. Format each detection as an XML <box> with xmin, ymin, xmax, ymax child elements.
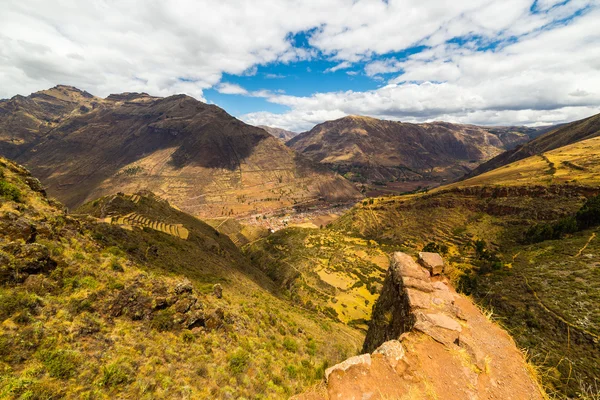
<box><xmin>313</xmin><ymin>252</ymin><xmax>545</xmax><ymax>400</ymax></box>
<box><xmin>418</xmin><ymin>251</ymin><xmax>444</xmax><ymax>275</ymax></box>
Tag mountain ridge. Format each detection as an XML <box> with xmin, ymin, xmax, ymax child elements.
<box><xmin>0</xmin><ymin>86</ymin><xmax>361</xmax><ymax>219</ymax></box>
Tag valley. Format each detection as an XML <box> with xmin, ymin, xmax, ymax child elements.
<box><xmin>1</xmin><ymin>86</ymin><xmax>600</xmax><ymax>399</ymax></box>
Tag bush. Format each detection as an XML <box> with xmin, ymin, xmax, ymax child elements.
<box><xmin>99</xmin><ymin>362</ymin><xmax>134</xmax><ymax>387</ymax></box>
<box><xmin>282</xmin><ymin>337</ymin><xmax>298</xmax><ymax>353</ymax></box>
<box><xmin>38</xmin><ymin>349</ymin><xmax>79</xmax><ymax>379</ymax></box>
<box><xmin>227</xmin><ymin>348</ymin><xmax>249</xmax><ymax>375</ymax></box>
<box><xmin>422</xmin><ymin>242</ymin><xmax>448</xmax><ymax>254</ymax></box>
<box><xmin>0</xmin><ymin>290</ymin><xmax>41</xmax><ymax>320</ymax></box>
<box><xmin>150</xmin><ymin>309</ymin><xmax>174</xmax><ymax>332</ymax></box>
<box><xmin>524</xmin><ymin>194</ymin><xmax>600</xmax><ymax>244</ymax></box>
<box><xmin>0</xmin><ymin>180</ymin><xmax>22</xmax><ymax>202</ymax></box>
<box><xmin>576</xmin><ymin>194</ymin><xmax>600</xmax><ymax>229</ymax></box>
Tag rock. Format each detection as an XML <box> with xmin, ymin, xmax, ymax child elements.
<box><xmin>406</xmin><ymin>288</ymin><xmax>432</xmax><ymax>309</ymax></box>
<box><xmin>213</xmin><ymin>283</ymin><xmax>223</xmax><ymax>299</ymax></box>
<box><xmin>432</xmin><ymin>281</ymin><xmax>449</xmax><ymax>291</ymax></box>
<box><xmin>373</xmin><ymin>340</ymin><xmax>405</xmax><ymax>368</ymax></box>
<box><xmin>186</xmin><ymin>310</ymin><xmax>205</xmax><ymax>329</ymax></box>
<box><xmin>424</xmin><ymin>313</ymin><xmax>462</xmax><ymax>332</ymax></box>
<box><xmin>418</xmin><ymin>252</ymin><xmax>444</xmax><ymax>275</ymax></box>
<box><xmin>1</xmin><ymin>243</ymin><xmax>57</xmax><ymax>282</ymax></box>
<box><xmin>413</xmin><ymin>311</ymin><xmax>461</xmax><ymax>346</ymax></box>
<box><xmin>325</xmin><ymin>353</ymin><xmax>372</xmax><ymax>381</ymax></box>
<box><xmin>402</xmin><ymin>276</ymin><xmax>434</xmax><ymax>292</ymax></box>
<box><xmin>153</xmin><ymin>296</ymin><xmax>170</xmax><ymax>310</ymax></box>
<box><xmin>0</xmin><ymin>213</ymin><xmax>35</xmax><ymax>242</ymax></box>
<box><xmin>174</xmin><ymin>279</ymin><xmax>193</xmax><ymax>294</ymax></box>
<box><xmin>174</xmin><ymin>295</ymin><xmax>197</xmax><ymax>314</ymax></box>
<box><xmin>205</xmin><ymin>308</ymin><xmax>225</xmax><ymax>330</ymax></box>
<box><xmin>392</xmin><ymin>252</ymin><xmax>430</xmax><ymax>281</ymax></box>
<box><xmin>24</xmin><ymin>176</ymin><xmax>45</xmax><ymax>194</ymax></box>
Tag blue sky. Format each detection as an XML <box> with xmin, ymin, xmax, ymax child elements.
<box><xmin>1</xmin><ymin>0</ymin><xmax>599</xmax><ymax>131</ymax></box>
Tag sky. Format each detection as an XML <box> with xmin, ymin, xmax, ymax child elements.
<box><xmin>1</xmin><ymin>0</ymin><xmax>599</xmax><ymax>132</ymax></box>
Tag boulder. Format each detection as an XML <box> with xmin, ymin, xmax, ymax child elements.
<box><xmin>418</xmin><ymin>252</ymin><xmax>444</xmax><ymax>275</ymax></box>
<box><xmin>392</xmin><ymin>252</ymin><xmax>430</xmax><ymax>281</ymax></box>
<box><xmin>373</xmin><ymin>340</ymin><xmax>405</xmax><ymax>368</ymax></box>
<box><xmin>413</xmin><ymin>311</ymin><xmax>461</xmax><ymax>345</ymax></box>
<box><xmin>213</xmin><ymin>283</ymin><xmax>223</xmax><ymax>299</ymax></box>
<box><xmin>174</xmin><ymin>279</ymin><xmax>193</xmax><ymax>294</ymax></box>
<box><xmin>205</xmin><ymin>308</ymin><xmax>225</xmax><ymax>330</ymax></box>
<box><xmin>325</xmin><ymin>353</ymin><xmax>372</xmax><ymax>381</ymax></box>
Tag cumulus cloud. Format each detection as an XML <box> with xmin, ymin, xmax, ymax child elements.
<box><xmin>216</xmin><ymin>83</ymin><xmax>249</xmax><ymax>95</ymax></box>
<box><xmin>325</xmin><ymin>61</ymin><xmax>352</xmax><ymax>73</ymax></box>
<box><xmin>1</xmin><ymin>0</ymin><xmax>599</xmax><ymax>131</ymax></box>
<box><xmin>243</xmin><ymin>4</ymin><xmax>600</xmax><ymax>131</ymax></box>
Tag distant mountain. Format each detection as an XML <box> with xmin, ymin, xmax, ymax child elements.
<box><xmin>0</xmin><ymin>87</ymin><xmax>361</xmax><ymax>218</ymax></box>
<box><xmin>288</xmin><ymin>115</ymin><xmax>539</xmax><ymax>185</ymax></box>
<box><xmin>0</xmin><ymin>85</ymin><xmax>102</xmax><ymax>158</ymax></box>
<box><xmin>257</xmin><ymin>125</ymin><xmax>298</xmax><ymax>141</ymax></box>
<box><xmin>464</xmin><ymin>113</ymin><xmax>600</xmax><ymax>179</ymax></box>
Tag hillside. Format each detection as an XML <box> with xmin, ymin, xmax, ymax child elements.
<box><xmin>287</xmin><ymin>115</ymin><xmax>554</xmax><ymax>196</ymax></box>
<box><xmin>326</xmin><ymin>138</ymin><xmax>600</xmax><ymax>398</ymax></box>
<box><xmin>258</xmin><ymin>125</ymin><xmax>298</xmax><ymax>142</ymax></box>
<box><xmin>299</xmin><ymin>252</ymin><xmax>545</xmax><ymax>400</ymax></box>
<box><xmin>0</xmin><ymin>86</ymin><xmax>104</xmax><ymax>159</ymax></box>
<box><xmin>0</xmin><ymin>156</ymin><xmax>364</xmax><ymax>399</ymax></box>
<box><xmin>1</xmin><ymin>87</ymin><xmax>361</xmax><ymax>219</ymax></box>
<box><xmin>465</xmin><ymin>112</ymin><xmax>600</xmax><ymax>179</ymax></box>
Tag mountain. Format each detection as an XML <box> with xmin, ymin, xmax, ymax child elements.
<box><xmin>0</xmin><ymin>87</ymin><xmax>361</xmax><ymax>218</ymax></box>
<box><xmin>0</xmin><ymin>85</ymin><xmax>103</xmax><ymax>159</ymax></box>
<box><xmin>258</xmin><ymin>125</ymin><xmax>298</xmax><ymax>141</ymax></box>
<box><xmin>464</xmin><ymin>112</ymin><xmax>600</xmax><ymax>179</ymax></box>
<box><xmin>287</xmin><ymin>115</ymin><xmax>550</xmax><ymax>191</ymax></box>
<box><xmin>0</xmin><ymin>156</ymin><xmax>363</xmax><ymax>398</ymax></box>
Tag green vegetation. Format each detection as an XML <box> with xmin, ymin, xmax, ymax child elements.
<box><xmin>245</xmin><ymin>227</ymin><xmax>403</xmax><ymax>327</ymax></box>
<box><xmin>0</xmin><ymin>157</ymin><xmax>363</xmax><ymax>399</ymax></box>
<box><xmin>524</xmin><ymin>193</ymin><xmax>600</xmax><ymax>243</ymax></box>
<box><xmin>0</xmin><ymin>179</ymin><xmax>21</xmax><ymax>202</ymax></box>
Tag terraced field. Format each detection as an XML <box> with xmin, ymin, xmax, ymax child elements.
<box><xmin>106</xmin><ymin>212</ymin><xmax>189</xmax><ymax>239</ymax></box>
<box><xmin>245</xmin><ymin>228</ymin><xmax>406</xmax><ymax>329</ymax></box>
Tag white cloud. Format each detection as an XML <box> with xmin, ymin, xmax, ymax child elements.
<box><xmin>0</xmin><ymin>0</ymin><xmax>598</xmax><ymax>133</ymax></box>
<box><xmin>238</xmin><ymin>5</ymin><xmax>600</xmax><ymax>131</ymax></box>
<box><xmin>216</xmin><ymin>83</ymin><xmax>248</xmax><ymax>95</ymax></box>
<box><xmin>325</xmin><ymin>61</ymin><xmax>352</xmax><ymax>73</ymax></box>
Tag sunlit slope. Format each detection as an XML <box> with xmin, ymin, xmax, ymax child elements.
<box><xmin>245</xmin><ymin>228</ymin><xmax>407</xmax><ymax>329</ymax></box>
<box><xmin>465</xmin><ymin>112</ymin><xmax>600</xmax><ymax>179</ymax></box>
<box><xmin>0</xmin><ymin>156</ymin><xmax>364</xmax><ymax>399</ymax></box>
<box><xmin>451</xmin><ymin>135</ymin><xmax>600</xmax><ymax>188</ymax></box>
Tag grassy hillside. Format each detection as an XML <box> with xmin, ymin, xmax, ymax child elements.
<box><xmin>465</xmin><ymin>112</ymin><xmax>600</xmax><ymax>179</ymax></box>
<box><xmin>324</xmin><ymin>142</ymin><xmax>600</xmax><ymax>397</ymax></box>
<box><xmin>244</xmin><ymin>228</ymin><xmax>408</xmax><ymax>330</ymax></box>
<box><xmin>0</xmin><ymin>157</ymin><xmax>363</xmax><ymax>399</ymax></box>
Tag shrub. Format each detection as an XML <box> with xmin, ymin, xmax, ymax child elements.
<box><xmin>0</xmin><ymin>180</ymin><xmax>22</xmax><ymax>202</ymax></box>
<box><xmin>38</xmin><ymin>349</ymin><xmax>79</xmax><ymax>379</ymax></box>
<box><xmin>150</xmin><ymin>309</ymin><xmax>174</xmax><ymax>332</ymax></box>
<box><xmin>576</xmin><ymin>194</ymin><xmax>600</xmax><ymax>229</ymax></box>
<box><xmin>422</xmin><ymin>242</ymin><xmax>449</xmax><ymax>254</ymax></box>
<box><xmin>99</xmin><ymin>362</ymin><xmax>134</xmax><ymax>387</ymax></box>
<box><xmin>282</xmin><ymin>337</ymin><xmax>298</xmax><ymax>353</ymax></box>
<box><xmin>227</xmin><ymin>348</ymin><xmax>249</xmax><ymax>375</ymax></box>
<box><xmin>0</xmin><ymin>290</ymin><xmax>41</xmax><ymax>320</ymax></box>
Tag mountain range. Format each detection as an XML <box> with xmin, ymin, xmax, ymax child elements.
<box><xmin>0</xmin><ymin>86</ymin><xmax>360</xmax><ymax>218</ymax></box>
<box><xmin>288</xmin><ymin>115</ymin><xmax>553</xmax><ymax>192</ymax></box>
<box><xmin>2</xmin><ymin>85</ymin><xmax>600</xmax><ymax>399</ymax></box>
